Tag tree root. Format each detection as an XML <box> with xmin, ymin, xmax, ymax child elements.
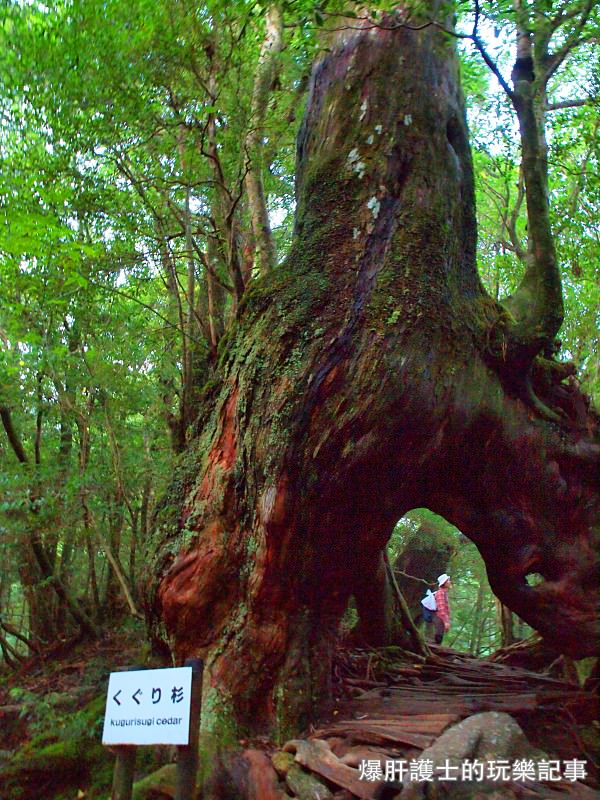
<box><xmin>523</xmin><ymin>374</ymin><xmax>565</xmax><ymax>423</ymax></box>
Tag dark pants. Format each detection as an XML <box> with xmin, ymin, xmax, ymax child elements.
<box><xmin>432</xmin><ymin>613</ymin><xmax>445</xmax><ymax>644</ymax></box>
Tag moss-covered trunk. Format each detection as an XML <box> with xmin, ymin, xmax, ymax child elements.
<box><xmin>144</xmin><ymin>12</ymin><xmax>599</xmax><ymax>748</ymax></box>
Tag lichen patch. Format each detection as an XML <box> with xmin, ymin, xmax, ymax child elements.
<box><xmin>347</xmin><ymin>147</ymin><xmax>367</xmax><ymax>178</ymax></box>
<box><xmin>367</xmin><ymin>196</ymin><xmax>381</xmax><ymax>219</ymax></box>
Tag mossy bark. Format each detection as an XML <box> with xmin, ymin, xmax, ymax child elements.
<box><xmin>143</xmin><ymin>11</ymin><xmax>599</xmax><ymax>753</ymax></box>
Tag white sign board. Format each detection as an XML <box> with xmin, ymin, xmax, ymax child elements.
<box><xmin>102</xmin><ymin>666</ymin><xmax>192</xmax><ymax>745</ymax></box>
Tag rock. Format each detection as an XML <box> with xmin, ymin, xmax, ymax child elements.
<box><xmin>399</xmin><ymin>711</ymin><xmax>544</xmax><ymax>799</ymax></box>
<box><xmin>131</xmin><ymin>764</ymin><xmax>177</xmax><ymax>799</ymax></box>
<box><xmin>286</xmin><ymin>763</ymin><xmax>334</xmax><ymax>800</ymax></box>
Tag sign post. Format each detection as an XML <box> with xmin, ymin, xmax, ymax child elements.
<box><xmin>175</xmin><ymin>658</ymin><xmax>204</xmax><ymax>800</ymax></box>
<box><xmin>111</xmin><ymin>743</ymin><xmax>137</xmax><ymax>800</ymax></box>
<box><xmin>108</xmin><ymin>666</ymin><xmax>140</xmax><ymax>800</ymax></box>
<box><xmin>103</xmin><ymin>661</ymin><xmax>202</xmax><ymax>800</ymax></box>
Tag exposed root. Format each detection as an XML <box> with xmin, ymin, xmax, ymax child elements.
<box><xmin>524</xmin><ymin>374</ymin><xmax>565</xmax><ymax>423</ymax></box>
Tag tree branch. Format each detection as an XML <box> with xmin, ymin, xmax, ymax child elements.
<box><xmin>0</xmin><ymin>406</ymin><xmax>28</xmax><ymax>464</ymax></box>
<box><xmin>384</xmin><ymin>551</ymin><xmax>431</xmax><ymax>657</ymax></box>
<box><xmin>450</xmin><ymin>0</ymin><xmax>515</xmax><ymax>100</ymax></box>
<box><xmin>541</xmin><ymin>0</ymin><xmax>595</xmax><ymax>84</ymax></box>
<box><xmin>489</xmin><ymin>0</ymin><xmax>564</xmax><ymax>371</ymax></box>
<box><xmin>546</xmin><ymin>97</ymin><xmax>596</xmax><ymax>111</ymax></box>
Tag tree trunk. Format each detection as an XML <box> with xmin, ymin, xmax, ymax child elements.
<box><xmin>244</xmin><ymin>3</ymin><xmax>283</xmax><ymax>275</ymax></box>
<box><xmin>144</xmin><ymin>10</ymin><xmax>599</xmax><ymax>748</ymax></box>
<box><xmin>469</xmin><ymin>578</ymin><xmax>486</xmax><ymax>657</ymax></box>
<box><xmin>392</xmin><ymin>519</ymin><xmax>455</xmax><ymax>620</ymax></box>
<box><xmin>17</xmin><ymin>546</ymin><xmax>57</xmax><ymax>644</ymax></box>
<box><xmin>495</xmin><ymin>598</ymin><xmax>515</xmax><ymax>647</ymax></box>
<box><xmin>104</xmin><ymin>493</ymin><xmax>124</xmax><ymax>618</ymax></box>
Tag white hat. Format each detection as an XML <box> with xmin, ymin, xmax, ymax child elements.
<box><xmin>437</xmin><ymin>573</ymin><xmax>450</xmax><ymax>586</ymax></box>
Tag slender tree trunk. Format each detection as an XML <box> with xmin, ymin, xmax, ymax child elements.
<box><xmin>2</xmin><ymin>401</ymin><xmax>96</xmax><ymax>640</ymax></box>
<box><xmin>129</xmin><ymin>507</ymin><xmax>138</xmax><ymax>590</ymax></box>
<box><xmin>132</xmin><ymin>438</ymin><xmax>153</xmax><ymax>589</ymax></box>
<box><xmin>159</xmin><ymin>236</ymin><xmax>188</xmax><ymax>453</ymax></box>
<box><xmin>84</xmin><ymin>523</ymin><xmax>101</xmax><ymax>621</ymax></box>
<box><xmin>81</xmin><ymin>418</ymin><xmax>141</xmax><ymax>620</ymax></box>
<box><xmin>96</xmin><ymin>522</ymin><xmax>141</xmax><ymax>619</ymax></box>
<box><xmin>392</xmin><ymin>519</ymin><xmax>454</xmax><ymax>620</ymax></box>
<box><xmin>495</xmin><ymin>598</ymin><xmax>515</xmax><ymax>647</ymax></box>
<box><xmin>78</xmin><ymin>415</ymin><xmax>101</xmax><ymax>626</ymax></box>
<box><xmin>244</xmin><ymin>3</ymin><xmax>283</xmax><ymax>275</ymax></box>
<box><xmin>105</xmin><ymin>493</ymin><xmax>124</xmax><ymax>617</ymax></box>
<box><xmin>469</xmin><ymin>580</ymin><xmax>486</xmax><ymax>656</ymax></box>
<box><xmin>206</xmin><ymin>233</ymin><xmax>227</xmax><ymax>347</ymax></box>
<box><xmin>205</xmin><ymin>61</ymin><xmax>245</xmax><ymax>309</ymax></box>
<box><xmin>17</xmin><ymin>548</ymin><xmax>56</xmax><ymax>644</ymax></box>
<box><xmin>206</xmin><ymin>265</ymin><xmax>225</xmax><ymax>353</ymax></box>
<box><xmin>1</xmin><ymin>406</ymin><xmax>56</xmax><ymax>640</ymax></box>
<box><xmin>178</xmin><ymin>125</ymin><xmax>199</xmax><ymax>436</ymax></box>
<box><xmin>384</xmin><ymin>550</ymin><xmax>429</xmax><ymax>655</ymax></box>
<box><xmin>0</xmin><ymin>632</ymin><xmax>25</xmax><ymax>669</ymax></box>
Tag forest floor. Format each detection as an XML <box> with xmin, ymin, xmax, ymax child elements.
<box><xmin>0</xmin><ymin>624</ymin><xmax>598</xmax><ymax>799</ymax></box>
<box><xmin>307</xmin><ymin>644</ymin><xmax>600</xmax><ymax>798</ymax></box>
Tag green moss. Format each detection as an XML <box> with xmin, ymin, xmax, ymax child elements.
<box><xmin>1</xmin><ymin>695</ymin><xmax>109</xmax><ymax>799</ymax></box>
<box><xmin>387</xmin><ymin>307</ymin><xmax>402</xmax><ymax>325</ymax></box>
<box><xmin>145</xmin><ymin>444</ymin><xmax>205</xmax><ymax>567</ymax></box>
<box><xmin>196</xmin><ymin>685</ymin><xmax>243</xmax><ymax>787</ymax></box>
<box><xmin>200</xmin><ymin>685</ymin><xmax>238</xmax><ymax>738</ymax></box>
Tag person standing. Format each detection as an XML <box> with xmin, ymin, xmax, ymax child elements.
<box><xmin>432</xmin><ymin>573</ymin><xmax>452</xmax><ymax>644</ymax></box>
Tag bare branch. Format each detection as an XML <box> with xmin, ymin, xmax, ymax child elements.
<box><xmin>547</xmin><ymin>97</ymin><xmax>596</xmax><ymax>111</ymax></box>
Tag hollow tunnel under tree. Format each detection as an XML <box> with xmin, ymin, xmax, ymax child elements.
<box><xmin>143</xmin><ymin>5</ymin><xmax>599</xmax><ymax>743</ymax></box>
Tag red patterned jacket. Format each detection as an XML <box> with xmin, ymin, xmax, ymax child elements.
<box><xmin>434</xmin><ymin>586</ymin><xmax>451</xmax><ymax>630</ymax></box>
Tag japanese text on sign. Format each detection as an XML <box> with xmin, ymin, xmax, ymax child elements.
<box><xmin>102</xmin><ymin>666</ymin><xmax>192</xmax><ymax>746</ymax></box>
